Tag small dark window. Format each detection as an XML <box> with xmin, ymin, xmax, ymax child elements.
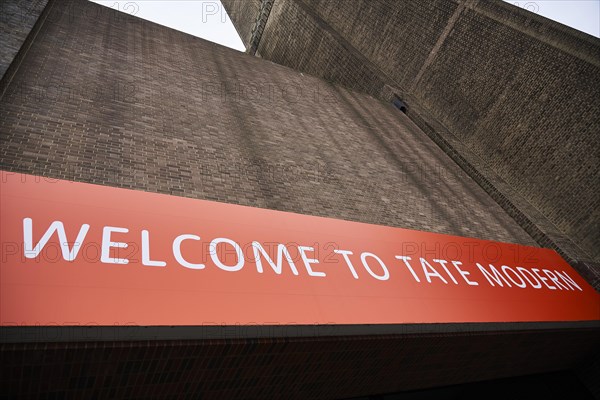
<box><xmin>392</xmin><ymin>96</ymin><xmax>407</xmax><ymax>113</ymax></box>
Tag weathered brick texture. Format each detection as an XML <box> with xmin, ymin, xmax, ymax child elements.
<box><xmin>0</xmin><ymin>0</ymin><xmax>48</xmax><ymax>80</ymax></box>
<box><xmin>221</xmin><ymin>0</ymin><xmax>600</xmax><ymax>265</ymax></box>
<box><xmin>0</xmin><ymin>0</ymin><xmax>535</xmax><ymax>253</ymax></box>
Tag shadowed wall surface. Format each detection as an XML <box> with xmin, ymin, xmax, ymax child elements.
<box><xmin>0</xmin><ymin>0</ymin><xmax>48</xmax><ymax>80</ymax></box>
<box><xmin>0</xmin><ymin>0</ymin><xmax>536</xmax><ymax>247</ymax></box>
<box><xmin>221</xmin><ymin>0</ymin><xmax>600</xmax><ymax>266</ymax></box>
<box><xmin>1</xmin><ymin>328</ymin><xmax>599</xmax><ymax>399</ymax></box>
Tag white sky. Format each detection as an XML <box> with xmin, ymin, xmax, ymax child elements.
<box><xmin>507</xmin><ymin>0</ymin><xmax>600</xmax><ymax>37</ymax></box>
<box><xmin>90</xmin><ymin>0</ymin><xmax>246</xmax><ymax>51</ymax></box>
<box><xmin>90</xmin><ymin>0</ymin><xmax>600</xmax><ymax>51</ymax></box>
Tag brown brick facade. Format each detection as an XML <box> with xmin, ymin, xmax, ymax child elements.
<box><xmin>0</xmin><ymin>0</ymin><xmax>536</xmax><ymax>247</ymax></box>
<box><xmin>221</xmin><ymin>0</ymin><xmax>600</xmax><ymax>268</ymax></box>
<box><xmin>0</xmin><ymin>0</ymin><xmax>48</xmax><ymax>80</ymax></box>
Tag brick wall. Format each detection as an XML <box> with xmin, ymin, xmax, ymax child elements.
<box><xmin>253</xmin><ymin>0</ymin><xmax>388</xmax><ymax>95</ymax></box>
<box><xmin>301</xmin><ymin>0</ymin><xmax>457</xmax><ymax>90</ymax></box>
<box><xmin>221</xmin><ymin>0</ymin><xmax>600</xmax><ymax>264</ymax></box>
<box><xmin>0</xmin><ymin>0</ymin><xmax>535</xmax><ymax>252</ymax></box>
<box><xmin>220</xmin><ymin>0</ymin><xmax>260</xmax><ymax>50</ymax></box>
<box><xmin>2</xmin><ymin>329</ymin><xmax>599</xmax><ymax>399</ymax></box>
<box><xmin>416</xmin><ymin>2</ymin><xmax>600</xmax><ymax>262</ymax></box>
<box><xmin>0</xmin><ymin>0</ymin><xmax>48</xmax><ymax>80</ymax></box>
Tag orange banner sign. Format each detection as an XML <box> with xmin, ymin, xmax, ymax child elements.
<box><xmin>1</xmin><ymin>171</ymin><xmax>598</xmax><ymax>326</ymax></box>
